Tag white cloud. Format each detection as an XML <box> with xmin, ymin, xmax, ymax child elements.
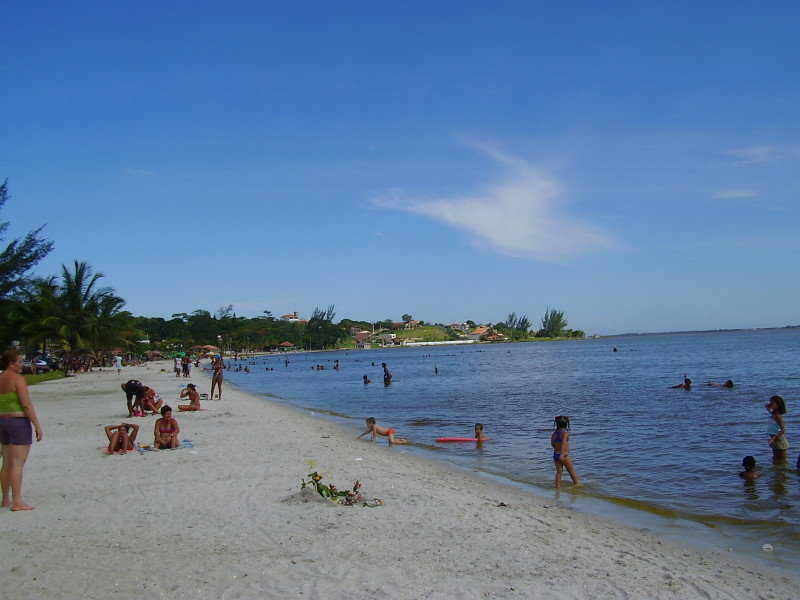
<box><xmin>713</xmin><ymin>189</ymin><xmax>757</xmax><ymax>199</ymax></box>
<box><xmin>370</xmin><ymin>144</ymin><xmax>611</xmax><ymax>262</ymax></box>
<box><xmin>725</xmin><ymin>145</ymin><xmax>799</xmax><ymax>165</ymax></box>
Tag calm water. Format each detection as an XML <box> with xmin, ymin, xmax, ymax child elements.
<box><xmin>222</xmin><ymin>329</ymin><xmax>800</xmax><ymax>570</ymax></box>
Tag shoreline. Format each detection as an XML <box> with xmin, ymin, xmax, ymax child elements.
<box><xmin>2</xmin><ymin>361</ymin><xmax>798</xmax><ymax>598</ymax></box>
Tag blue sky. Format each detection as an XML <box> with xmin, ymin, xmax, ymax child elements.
<box><xmin>2</xmin><ymin>1</ymin><xmax>798</xmax><ymax>334</ymax></box>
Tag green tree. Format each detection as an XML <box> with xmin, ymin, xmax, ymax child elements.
<box><xmin>0</xmin><ymin>180</ymin><xmax>54</xmax><ymax>346</ymax></box>
<box><xmin>501</xmin><ymin>312</ymin><xmax>532</xmax><ymax>340</ymax></box>
<box><xmin>539</xmin><ymin>307</ymin><xmax>568</xmax><ymax>338</ymax></box>
<box><xmin>0</xmin><ymin>180</ymin><xmax>54</xmax><ymax>301</ymax></box>
<box><xmin>23</xmin><ymin>261</ymin><xmax>129</xmax><ymax>367</ymax></box>
<box><xmin>306</xmin><ymin>305</ymin><xmax>345</xmax><ymax>350</ymax></box>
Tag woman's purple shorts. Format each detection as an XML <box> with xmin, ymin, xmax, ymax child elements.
<box><xmin>0</xmin><ymin>417</ymin><xmax>32</xmax><ymax>445</ymax></box>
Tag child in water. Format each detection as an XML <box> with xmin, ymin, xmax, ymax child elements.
<box><xmin>739</xmin><ymin>456</ymin><xmax>760</xmax><ymax>481</ymax></box>
<box><xmin>474</xmin><ymin>423</ymin><xmax>487</xmax><ymax>441</ymax></box>
<box><xmin>766</xmin><ymin>395</ymin><xmax>789</xmax><ymax>462</ymax></box>
<box><xmin>356</xmin><ymin>417</ymin><xmax>408</xmax><ymax>445</ymax></box>
<box><xmin>551</xmin><ymin>416</ymin><xmax>581</xmax><ymax>488</ymax></box>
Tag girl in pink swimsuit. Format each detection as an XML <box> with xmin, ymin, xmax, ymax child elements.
<box><xmin>154</xmin><ymin>406</ymin><xmax>180</xmax><ymax>449</ymax></box>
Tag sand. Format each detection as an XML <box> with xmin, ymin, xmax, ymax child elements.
<box><xmin>2</xmin><ymin>361</ymin><xmax>798</xmax><ymax>599</ymax></box>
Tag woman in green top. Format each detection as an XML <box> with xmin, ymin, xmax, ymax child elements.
<box><xmin>0</xmin><ymin>349</ymin><xmax>43</xmax><ymax>510</ymax></box>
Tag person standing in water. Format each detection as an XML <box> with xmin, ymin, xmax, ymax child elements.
<box><xmin>382</xmin><ymin>362</ymin><xmax>392</xmax><ymax>386</ymax></box>
<box><xmin>766</xmin><ymin>395</ymin><xmax>789</xmax><ymax>462</ymax></box>
<box><xmin>551</xmin><ymin>416</ymin><xmax>581</xmax><ymax>488</ymax></box>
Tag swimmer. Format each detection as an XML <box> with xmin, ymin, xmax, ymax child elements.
<box><xmin>708</xmin><ymin>380</ymin><xmax>734</xmax><ymax>388</ymax></box>
<box><xmin>356</xmin><ymin>417</ymin><xmax>408</xmax><ymax>445</ymax></box>
<box><xmin>670</xmin><ymin>376</ymin><xmax>692</xmax><ymax>389</ymax></box>
<box><xmin>474</xmin><ymin>423</ymin><xmax>487</xmax><ymax>441</ymax></box>
<box><xmin>363</xmin><ymin>375</ymin><xmax>371</xmax><ymax>384</ymax></box>
<box><xmin>739</xmin><ymin>455</ymin><xmax>760</xmax><ymax>481</ymax></box>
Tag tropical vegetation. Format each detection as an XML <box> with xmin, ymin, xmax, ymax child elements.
<box><xmin>1</xmin><ymin>178</ymin><xmax>588</xmax><ymax>366</ymax></box>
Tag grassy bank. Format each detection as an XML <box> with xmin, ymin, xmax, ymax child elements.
<box><xmin>24</xmin><ymin>371</ymin><xmax>66</xmax><ymax>385</ymax></box>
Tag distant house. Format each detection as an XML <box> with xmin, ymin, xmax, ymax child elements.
<box><xmin>375</xmin><ymin>333</ymin><xmax>399</xmax><ymax>347</ymax></box>
<box><xmin>281</xmin><ymin>311</ymin><xmax>300</xmax><ymax>322</ymax></box>
<box><xmin>450</xmin><ymin>323</ymin><xmax>470</xmax><ymax>332</ymax></box>
<box><xmin>353</xmin><ymin>331</ymin><xmax>372</xmax><ymax>349</ymax></box>
<box><xmin>467</xmin><ymin>326</ymin><xmax>490</xmax><ymax>341</ymax></box>
<box><xmin>485</xmin><ymin>332</ymin><xmax>507</xmax><ymax>342</ymax></box>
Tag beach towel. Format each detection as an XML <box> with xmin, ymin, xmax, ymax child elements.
<box><xmin>135</xmin><ymin>439</ymin><xmax>194</xmax><ymax>454</ymax></box>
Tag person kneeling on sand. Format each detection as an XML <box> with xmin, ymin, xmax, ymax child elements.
<box><xmin>141</xmin><ymin>388</ymin><xmax>163</xmax><ymax>415</ymax></box>
<box><xmin>178</xmin><ymin>383</ymin><xmax>201</xmax><ymax>411</ymax></box>
<box><xmin>356</xmin><ymin>417</ymin><xmax>408</xmax><ymax>445</ymax></box>
<box><xmin>105</xmin><ymin>423</ymin><xmax>139</xmax><ymax>454</ymax></box>
<box><xmin>154</xmin><ymin>406</ymin><xmax>180</xmax><ymax>449</ymax></box>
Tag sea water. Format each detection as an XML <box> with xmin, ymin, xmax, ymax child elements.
<box><xmin>221</xmin><ymin>328</ymin><xmax>800</xmax><ymax>570</ymax></box>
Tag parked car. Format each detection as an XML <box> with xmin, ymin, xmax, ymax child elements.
<box><xmin>22</xmin><ymin>359</ymin><xmax>51</xmax><ymax>374</ymax></box>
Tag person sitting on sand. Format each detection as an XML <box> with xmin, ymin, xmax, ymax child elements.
<box><xmin>474</xmin><ymin>423</ymin><xmax>487</xmax><ymax>441</ymax></box>
<box><xmin>739</xmin><ymin>455</ymin><xmax>760</xmax><ymax>480</ymax></box>
<box><xmin>708</xmin><ymin>380</ymin><xmax>734</xmax><ymax>388</ymax></box>
<box><xmin>178</xmin><ymin>384</ymin><xmax>201</xmax><ymax>411</ymax></box>
<box><xmin>356</xmin><ymin>417</ymin><xmax>408</xmax><ymax>445</ymax></box>
<box><xmin>140</xmin><ymin>388</ymin><xmax>163</xmax><ymax>415</ymax></box>
<box><xmin>670</xmin><ymin>376</ymin><xmax>692</xmax><ymax>389</ymax></box>
<box><xmin>105</xmin><ymin>423</ymin><xmax>139</xmax><ymax>454</ymax></box>
<box><xmin>154</xmin><ymin>406</ymin><xmax>180</xmax><ymax>449</ymax></box>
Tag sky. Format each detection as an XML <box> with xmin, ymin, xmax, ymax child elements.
<box><xmin>2</xmin><ymin>1</ymin><xmax>799</xmax><ymax>335</ymax></box>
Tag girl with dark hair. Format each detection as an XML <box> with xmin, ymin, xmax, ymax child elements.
<box><xmin>766</xmin><ymin>395</ymin><xmax>789</xmax><ymax>462</ymax></box>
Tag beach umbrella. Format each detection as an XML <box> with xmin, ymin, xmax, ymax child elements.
<box><xmin>173</xmin><ymin>352</ymin><xmax>186</xmax><ymax>357</ymax></box>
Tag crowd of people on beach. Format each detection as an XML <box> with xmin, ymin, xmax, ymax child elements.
<box><xmin>108</xmin><ymin>356</ymin><xmax>224</xmax><ymax>454</ymax></box>
<box><xmin>2</xmin><ymin>348</ymin><xmax>797</xmax><ymax>513</ymax></box>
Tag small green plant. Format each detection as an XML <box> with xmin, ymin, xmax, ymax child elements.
<box><xmin>300</xmin><ymin>459</ymin><xmax>382</xmax><ymax>507</ymax></box>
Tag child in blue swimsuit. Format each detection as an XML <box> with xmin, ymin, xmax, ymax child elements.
<box><xmin>551</xmin><ymin>416</ymin><xmax>581</xmax><ymax>488</ymax></box>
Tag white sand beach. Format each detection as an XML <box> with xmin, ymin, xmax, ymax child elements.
<box><xmin>2</xmin><ymin>361</ymin><xmax>798</xmax><ymax>599</ymax></box>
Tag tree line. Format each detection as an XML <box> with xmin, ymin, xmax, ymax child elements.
<box><xmin>1</xmin><ymin>180</ymin><xmax>584</xmax><ymax>368</ymax></box>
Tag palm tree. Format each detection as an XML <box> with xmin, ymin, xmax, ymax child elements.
<box><xmin>23</xmin><ymin>261</ymin><xmax>130</xmax><ymax>368</ymax></box>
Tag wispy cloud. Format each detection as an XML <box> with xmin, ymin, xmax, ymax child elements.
<box><xmin>725</xmin><ymin>145</ymin><xmax>799</xmax><ymax>165</ymax></box>
<box><xmin>713</xmin><ymin>189</ymin><xmax>757</xmax><ymax>199</ymax></box>
<box><xmin>370</xmin><ymin>144</ymin><xmax>611</xmax><ymax>262</ymax></box>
